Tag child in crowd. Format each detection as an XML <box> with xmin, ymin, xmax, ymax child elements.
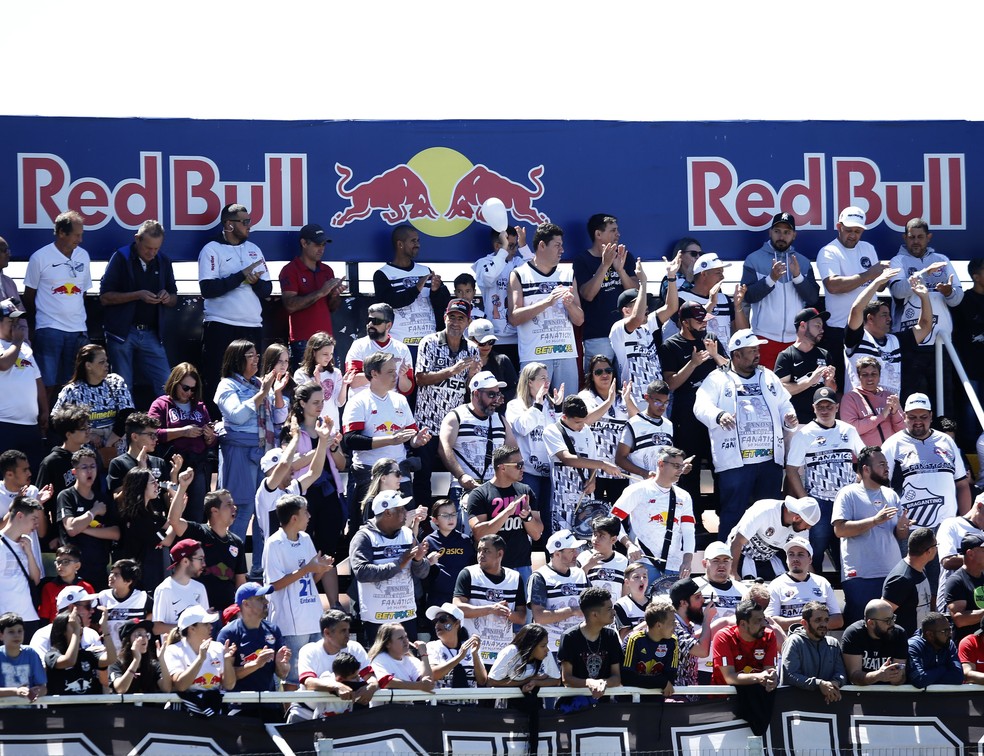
<box><xmin>614</xmin><ymin>562</ymin><xmax>650</xmax><ymax>641</ymax></box>
<box><xmin>316</xmin><ymin>651</ymin><xmax>371</xmax><ymax>717</ymax></box>
<box><xmin>292</xmin><ymin>332</ymin><xmax>350</xmax><ymax>431</ymax></box>
<box><xmin>620</xmin><ymin>598</ymin><xmax>678</xmax><ymax>695</ymax></box>
<box><xmin>0</xmin><ymin>612</ymin><xmax>46</xmax><ymax>701</ymax></box>
<box><xmin>423</xmin><ymin>499</ymin><xmax>475</xmax><ymax>622</ymax></box>
<box><xmin>453</xmin><ymin>273</ymin><xmax>486</xmax><ymax>320</ymax></box>
<box><xmin>95</xmin><ymin>559</ymin><xmax>150</xmax><ymax>655</ymax></box>
<box><xmin>576</xmin><ymin>515</ymin><xmax>628</xmax><ymax>603</ymax></box>
<box><xmin>38</xmin><ymin>545</ymin><xmax>95</xmax><ymax>623</ymax></box>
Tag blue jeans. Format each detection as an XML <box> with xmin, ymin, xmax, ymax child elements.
<box><xmin>283</xmin><ymin>631</ymin><xmax>321</xmax><ymax>687</ymax></box>
<box><xmin>289</xmin><ymin>340</ymin><xmax>308</xmax><ymax>372</ymax></box>
<box><xmin>716</xmin><ymin>462</ymin><xmax>784</xmax><ymax>542</ymax></box>
<box><xmin>33</xmin><ymin>328</ymin><xmax>87</xmax><ymax>387</ymax></box>
<box><xmin>809</xmin><ymin>497</ymin><xmax>839</xmax><ymax>575</ymax></box>
<box><xmin>583</xmin><ymin>337</ymin><xmax>615</xmax><ymax>371</ymax></box>
<box><xmin>842</xmin><ymin>577</ymin><xmax>884</xmax><ymax>626</ymax></box>
<box><xmin>538</xmin><ymin>358</ymin><xmax>579</xmax><ymax>398</ymax></box>
<box><xmin>105</xmin><ymin>326</ymin><xmax>172</xmax><ymax>395</ymax></box>
<box><xmin>217</xmin><ymin>431</ymin><xmax>262</xmax><ymax>542</ymax></box>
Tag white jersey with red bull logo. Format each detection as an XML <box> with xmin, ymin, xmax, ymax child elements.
<box><xmin>513</xmin><ymin>262</ymin><xmax>577</xmax><ymax>363</ymax></box>
<box><xmin>611</xmin><ymin>480</ymin><xmax>695</xmax><ymax>572</ymax></box>
<box><xmin>341</xmin><ymin>388</ymin><xmax>416</xmax><ymax>469</ymax></box>
<box><xmin>377</xmin><ymin>262</ymin><xmax>436</xmax><ymax>346</ymax></box>
<box><xmin>0</xmin><ymin>339</ymin><xmax>41</xmax><ymax>425</ymax></box>
<box><xmin>23</xmin><ymin>243</ymin><xmax>92</xmax><ymax>332</ymax></box>
<box><xmin>163</xmin><ymin>639</ymin><xmax>226</xmax><ymax>691</ymax></box>
<box><xmin>343</xmin><ymin>335</ymin><xmax>414</xmax><ymax>398</ymax></box>
<box><xmin>473</xmin><ymin>246</ymin><xmax>533</xmax><ymax>345</ymax></box>
<box><xmin>882</xmin><ymin>429</ymin><xmax>967</xmax><ymax>530</ymax></box>
<box><xmin>198</xmin><ymin>238</ymin><xmax>269</xmax><ymax>327</ymax></box>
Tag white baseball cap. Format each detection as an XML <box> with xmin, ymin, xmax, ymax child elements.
<box><xmin>904</xmin><ymin>393</ymin><xmax>932</xmax><ymax>413</ymax></box>
<box><xmin>728</xmin><ymin>328</ymin><xmax>768</xmax><ymax>353</ymax></box>
<box><xmin>56</xmin><ymin>585</ymin><xmax>98</xmax><ymax>611</ymax></box>
<box><xmin>702</xmin><ymin>541</ymin><xmax>732</xmax><ymax>561</ymax></box>
<box><xmin>425</xmin><ymin>602</ymin><xmax>464</xmax><ymax>622</ymax></box>
<box><xmin>784</xmin><ymin>496</ymin><xmax>821</xmax><ymax>526</ymax></box>
<box><xmin>260</xmin><ymin>448</ymin><xmax>283</xmax><ymax>474</ymax></box>
<box><xmin>838</xmin><ymin>206</ymin><xmax>867</xmax><ymax>229</ymax></box>
<box><xmin>177</xmin><ymin>605</ymin><xmax>220</xmax><ymax>630</ymax></box>
<box><xmin>693</xmin><ymin>253</ymin><xmax>731</xmax><ymax>275</ymax></box>
<box><xmin>783</xmin><ymin>536</ymin><xmax>814</xmax><ymax>557</ymax></box>
<box><xmin>371</xmin><ymin>490</ymin><xmax>413</xmax><ymax>517</ymax></box>
<box><xmin>547</xmin><ymin>529</ymin><xmax>587</xmax><ymax>554</ymax></box>
<box><xmin>470</xmin><ymin>371</ymin><xmax>507</xmax><ymax>391</ymax></box>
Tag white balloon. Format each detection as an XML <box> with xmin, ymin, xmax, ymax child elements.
<box><xmin>480</xmin><ymin>197</ymin><xmax>508</xmax><ymax>232</ymax></box>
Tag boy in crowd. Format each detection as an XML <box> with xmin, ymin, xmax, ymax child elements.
<box><xmin>38</xmin><ymin>545</ymin><xmax>95</xmax><ymax>623</ymax></box>
<box><xmin>620</xmin><ymin>598</ymin><xmax>678</xmax><ymax>695</ymax></box>
<box><xmin>454</xmin><ymin>272</ymin><xmax>486</xmax><ymax>320</ymax></box>
<box><xmin>0</xmin><ymin>612</ymin><xmax>45</xmax><ymax>702</ymax></box>
<box><xmin>423</xmin><ymin>499</ymin><xmax>474</xmax><ymax>621</ymax></box>
<box><xmin>558</xmin><ymin>586</ymin><xmax>622</xmax><ymax>708</ymax></box>
<box><xmin>577</xmin><ymin>515</ymin><xmax>627</xmax><ymax>602</ymax></box>
<box><xmin>56</xmin><ymin>448</ymin><xmax>118</xmax><ymax>591</ymax></box>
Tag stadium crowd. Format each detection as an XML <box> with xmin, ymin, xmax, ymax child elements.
<box><xmin>2</xmin><ymin>203</ymin><xmax>984</xmax><ymax>723</ymax></box>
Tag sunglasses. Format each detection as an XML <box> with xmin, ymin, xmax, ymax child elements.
<box><xmin>368</xmin><ymin>317</ymin><xmax>390</xmax><ymax>326</ymax></box>
<box><xmin>501</xmin><ymin>461</ymin><xmax>525</xmax><ymax>469</ymax></box>
<box><xmin>178</xmin><ymin>383</ymin><xmax>196</xmax><ymax>392</ymax></box>
<box><xmin>593</xmin><ymin>367</ymin><xmax>614</xmax><ymax>376</ymax></box>
<box><xmin>434</xmin><ymin>614</ymin><xmax>455</xmax><ymax>625</ymax></box>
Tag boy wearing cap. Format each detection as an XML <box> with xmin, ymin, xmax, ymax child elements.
<box><xmin>279</xmin><ymin>223</ymin><xmax>344</xmax><ymax>366</ymax></box>
<box><xmin>152</xmin><ymin>538</ymin><xmax>209</xmax><ymax>638</ymax></box>
<box><xmin>608</xmin><ymin>256</ymin><xmax>678</xmax><ymax>408</ymax></box>
<box><xmin>573</xmin><ymin>214</ymin><xmax>637</xmax><ymax>369</ymax></box>
<box><xmin>882</xmin><ymin>393</ymin><xmax>971</xmax><ymax>531</ymax></box>
<box><xmin>349</xmin><ymin>490</ymin><xmax>429</xmax><ymax>646</ymax></box>
<box><xmin>413</xmin><ymin>298</ymin><xmax>480</xmax><ymax>504</ymax></box>
<box><xmin>439</xmin><ymin>369</ymin><xmax>515</xmax><ymax>524</ymax></box>
<box><xmin>727</xmin><ymin>496</ymin><xmax>821</xmax><ymax>581</ymax></box>
<box><xmin>528</xmin><ymin>529</ymin><xmax>590</xmax><ymax>659</ymax></box>
<box><xmin>774</xmin><ymin>308</ymin><xmax>837</xmax><ymax>424</ymax></box>
<box><xmin>785</xmin><ymin>387</ymin><xmax>864</xmax><ymax>574</ymax></box>
<box><xmin>740</xmin><ymin>212</ymin><xmax>821</xmax><ymax>368</ymax></box>
<box><xmin>30</xmin><ymin>584</ymin><xmax>102</xmax><ymax>656</ymax></box>
<box><xmin>694</xmin><ymin>328</ymin><xmax>798</xmax><ymax>539</ymax></box>
<box><xmin>0</xmin><ymin>297</ymin><xmax>46</xmax><ymax>469</ymax></box>
<box><xmin>766</xmin><ymin>537</ymin><xmax>843</xmax><ymax>632</ymax></box>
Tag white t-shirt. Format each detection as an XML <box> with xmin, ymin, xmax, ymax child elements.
<box><xmin>152</xmin><ymin>576</ymin><xmax>209</xmax><ymax>633</ymax></box>
<box><xmin>0</xmin><ymin>532</ymin><xmax>40</xmax><ymax>621</ymax></box>
<box><xmin>609</xmin><ymin>319</ymin><xmax>663</xmax><ymax>408</ymax></box>
<box><xmin>96</xmin><ymin>588</ymin><xmax>149</xmax><ymax>654</ymax></box>
<box><xmin>23</xmin><ymin>243</ymin><xmax>91</xmax><ymax>332</ymax></box>
<box><xmin>487</xmin><ymin>643</ymin><xmax>561</xmax><ymax>682</ymax></box>
<box><xmin>30</xmin><ymin>624</ymin><xmax>103</xmax><ymax>656</ymax></box>
<box><xmin>263</xmin><ymin>529</ymin><xmax>321</xmax><ymax>636</ymax></box>
<box><xmin>254</xmin><ymin>479</ymin><xmax>300</xmax><ymax>544</ymax></box>
<box><xmin>297</xmin><ymin>639</ymin><xmax>372</xmax><ymax>715</ymax></box>
<box><xmin>344</xmin><ymin>336</ymin><xmax>414</xmax><ymax>398</ymax></box>
<box><xmin>341</xmin><ymin>388</ymin><xmax>416</xmax><ymax>469</ymax></box>
<box><xmin>370</xmin><ymin>651</ymin><xmax>423</xmax><ymax>683</ymax></box>
<box><xmin>731</xmin><ymin>499</ymin><xmax>798</xmax><ymax>577</ymax></box>
<box><xmin>542</xmin><ymin>420</ymin><xmax>599</xmax><ymax>536</ymax></box>
<box><xmin>766</xmin><ymin>572</ymin><xmax>841</xmax><ymax>620</ymax></box>
<box><xmin>0</xmin><ymin>340</ymin><xmax>41</xmax><ymax>424</ymax></box>
<box><xmin>505</xmin><ymin>399</ymin><xmax>559</xmax><ymax>479</ymax></box>
<box><xmin>163</xmin><ymin>639</ymin><xmax>226</xmax><ymax>690</ymax></box>
<box><xmin>786</xmin><ymin>420</ymin><xmax>864</xmax><ymax>501</ymax></box>
<box><xmin>198</xmin><ymin>239</ymin><xmax>269</xmax><ymax>327</ymax></box>
<box><xmin>0</xmin><ymin>486</ymin><xmax>43</xmax><ymax>568</ymax></box>
<box><xmin>619</xmin><ymin>413</ymin><xmax>674</xmax><ymax>474</ymax></box>
<box><xmin>735</xmin><ymin>373</ymin><xmax>775</xmax><ymax>463</ymax></box>
<box><xmin>611</xmin><ymin>481</ymin><xmax>695</xmax><ymax>572</ymax></box>
<box><xmin>882</xmin><ymin>430</ymin><xmax>967</xmax><ymax>529</ymax></box>
<box><xmin>816</xmin><ymin>238</ymin><xmax>879</xmax><ymax>328</ymax></box>
<box><xmin>376</xmin><ymin>262</ymin><xmax>436</xmax><ymax>345</ymax></box>
<box><xmin>293</xmin><ymin>366</ymin><xmax>344</xmax><ymax>430</ymax></box>
<box><xmin>576</xmin><ymin>550</ymin><xmax>628</xmax><ymax>602</ymax></box>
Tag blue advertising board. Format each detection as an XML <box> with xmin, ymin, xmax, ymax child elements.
<box><xmin>0</xmin><ymin>116</ymin><xmax>977</xmax><ymax>263</ymax></box>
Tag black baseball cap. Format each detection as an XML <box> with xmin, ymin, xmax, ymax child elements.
<box><xmin>794</xmin><ymin>308</ymin><xmax>830</xmax><ymax>327</ymax></box>
<box><xmin>770</xmin><ymin>212</ymin><xmax>796</xmax><ymax>231</ymax></box>
<box><xmin>299</xmin><ymin>224</ymin><xmax>332</xmax><ymax>244</ymax></box>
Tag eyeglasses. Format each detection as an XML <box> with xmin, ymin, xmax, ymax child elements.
<box><xmin>74</xmin><ymin>425</ymin><xmax>91</xmax><ymax>433</ymax></box>
<box><xmin>367</xmin><ymin>317</ymin><xmax>390</xmax><ymax>326</ymax></box>
<box><xmin>178</xmin><ymin>383</ymin><xmax>196</xmax><ymax>393</ymax></box>
<box><xmin>871</xmin><ymin>616</ymin><xmax>895</xmax><ymax>625</ymax></box>
<box><xmin>436</xmin><ymin>512</ymin><xmax>458</xmax><ymax>520</ymax></box>
<box><xmin>483</xmin><ymin>391</ymin><xmax>502</xmax><ymax>399</ymax></box>
<box><xmin>230</xmin><ymin>218</ymin><xmax>252</xmax><ymax>226</ymax></box>
<box><xmin>650</xmin><ymin>400</ymin><xmax>668</xmax><ymax>408</ymax></box>
<box><xmin>685</xmin><ymin>250</ymin><xmax>701</xmax><ymax>257</ymax></box>
<box><xmin>593</xmin><ymin>367</ymin><xmax>614</xmax><ymax>376</ymax></box>
<box><xmin>664</xmin><ymin>461</ymin><xmax>685</xmax><ymax>470</ymax></box>
<box><xmin>54</xmin><ymin>559</ymin><xmax>80</xmax><ymax>566</ymax></box>
<box><xmin>137</xmin><ymin>431</ymin><xmax>156</xmax><ymax>437</ymax></box>
<box><xmin>501</xmin><ymin>461</ymin><xmax>525</xmax><ymax>469</ymax></box>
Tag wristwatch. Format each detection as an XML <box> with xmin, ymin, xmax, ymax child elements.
<box><xmin>522</xmin><ymin>513</ymin><xmax>534</xmax><ymax>523</ymax></box>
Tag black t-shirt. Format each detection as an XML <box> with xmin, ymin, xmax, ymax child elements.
<box><xmin>36</xmin><ymin>447</ymin><xmax>77</xmax><ymax>497</ymax></box>
<box><xmin>572</xmin><ymin>248</ymin><xmax>638</xmax><ymax>341</ymax></box>
<box><xmin>56</xmin><ymin>487</ymin><xmax>118</xmax><ymax>584</ymax></box>
<box><xmin>840</xmin><ymin>619</ymin><xmax>908</xmax><ymax>677</ymax></box>
<box><xmin>955</xmin><ymin>290</ymin><xmax>984</xmax><ymax>381</ymax></box>
<box><xmin>45</xmin><ymin>646</ymin><xmax>101</xmax><ymax>695</ymax></box>
<box><xmin>557</xmin><ymin>625</ymin><xmax>623</xmax><ymax>681</ymax></box>
<box><xmin>107</xmin><ymin>452</ymin><xmax>170</xmax><ymax>500</ymax></box>
<box><xmin>881</xmin><ymin>559</ymin><xmax>929</xmax><ymax>637</ymax></box>
<box><xmin>467</xmin><ymin>481</ymin><xmax>537</xmax><ymax>569</ymax></box>
<box><xmin>181</xmin><ymin>521</ymin><xmax>247</xmax><ymax>611</ymax></box>
<box><xmin>774</xmin><ymin>344</ymin><xmax>830</xmax><ymax>423</ymax></box>
<box><xmin>944</xmin><ymin>568</ymin><xmax>984</xmax><ymax>642</ymax></box>
<box><xmin>659</xmin><ymin>333</ymin><xmax>725</xmax><ymax>420</ymax></box>
<box><xmin>109</xmin><ymin>657</ymin><xmax>163</xmax><ymax>693</ymax></box>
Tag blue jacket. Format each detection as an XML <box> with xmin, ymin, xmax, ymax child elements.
<box><xmin>100</xmin><ymin>243</ymin><xmax>177</xmax><ymax>341</ymax></box>
<box><xmin>907</xmin><ymin>635</ymin><xmax>963</xmax><ymax>688</ymax></box>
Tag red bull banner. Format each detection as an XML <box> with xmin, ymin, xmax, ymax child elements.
<box><xmin>1</xmin><ymin>116</ymin><xmax>981</xmax><ymax>263</ymax></box>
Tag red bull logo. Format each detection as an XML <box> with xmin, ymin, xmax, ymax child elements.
<box><xmin>648</xmin><ymin>512</ymin><xmax>666</xmax><ymax>524</ymax></box>
<box><xmin>374</xmin><ymin>421</ymin><xmax>401</xmax><ymax>433</ymax></box>
<box><xmin>330</xmin><ymin>147</ymin><xmax>550</xmax><ymax>237</ymax></box>
<box><xmin>51</xmin><ymin>283</ymin><xmax>82</xmax><ymax>295</ymax></box>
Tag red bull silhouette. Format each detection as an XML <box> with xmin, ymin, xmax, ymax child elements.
<box><xmin>331</xmin><ymin>163</ymin><xmax>439</xmax><ymax>227</ymax></box>
<box><xmin>51</xmin><ymin>283</ymin><xmax>81</xmax><ymax>295</ymax></box>
<box><xmin>445</xmin><ymin>164</ymin><xmax>549</xmax><ymax>224</ymax></box>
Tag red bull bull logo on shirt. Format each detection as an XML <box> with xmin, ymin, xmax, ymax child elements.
<box><xmin>330</xmin><ymin>147</ymin><xmax>550</xmax><ymax>238</ymax></box>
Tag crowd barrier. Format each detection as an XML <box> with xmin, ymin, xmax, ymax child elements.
<box><xmin>0</xmin><ymin>685</ymin><xmax>979</xmax><ymax>755</ymax></box>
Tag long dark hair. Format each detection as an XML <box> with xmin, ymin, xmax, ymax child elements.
<box><xmin>290</xmin><ymin>382</ymin><xmax>323</xmax><ymax>428</ymax></box>
<box><xmin>119</xmin><ymin>467</ymin><xmax>155</xmax><ymax>521</ymax></box>
<box><xmin>49</xmin><ymin>610</ymin><xmax>74</xmax><ymax>654</ymax></box>
<box><xmin>70</xmin><ymin>343</ymin><xmax>107</xmax><ymax>386</ymax></box>
<box><xmin>509</xmin><ymin>624</ymin><xmax>549</xmax><ymax>677</ymax></box>
<box><xmin>301</xmin><ymin>332</ymin><xmax>336</xmax><ymax>377</ymax></box>
<box><xmin>583</xmin><ymin>354</ymin><xmax>614</xmax><ymax>396</ymax></box>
